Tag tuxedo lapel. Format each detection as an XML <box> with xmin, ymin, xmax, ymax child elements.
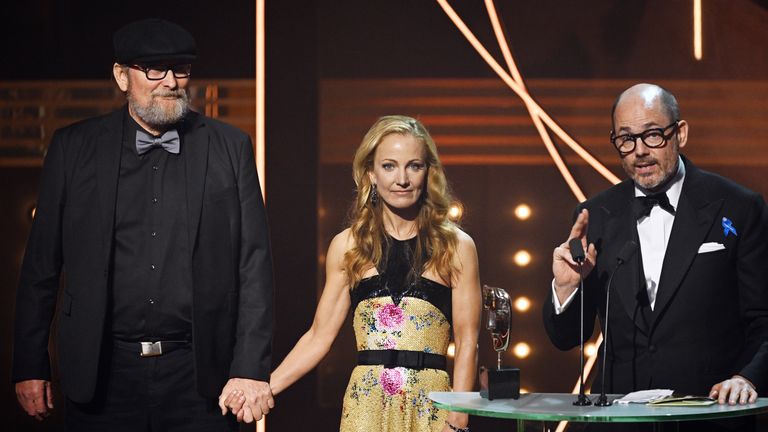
<box><xmin>651</xmin><ymin>160</ymin><xmax>723</xmax><ymax>328</ymax></box>
<box><xmin>602</xmin><ymin>182</ymin><xmax>649</xmax><ymax>335</ymax></box>
<box><xmin>95</xmin><ymin>109</ymin><xmax>125</xmax><ymax>258</ymax></box>
<box><xmin>182</xmin><ymin>112</ymin><xmax>209</xmax><ymax>256</ymax></box>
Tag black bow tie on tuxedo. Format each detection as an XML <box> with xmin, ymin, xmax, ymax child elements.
<box><xmin>632</xmin><ymin>192</ymin><xmax>676</xmax><ymax>220</ymax></box>
<box><xmin>136</xmin><ymin>129</ymin><xmax>180</xmax><ymax>155</ymax></box>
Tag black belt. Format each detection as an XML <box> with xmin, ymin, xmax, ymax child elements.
<box><xmin>114</xmin><ymin>339</ymin><xmax>190</xmax><ymax>357</ymax></box>
<box><xmin>357</xmin><ymin>350</ymin><xmax>447</xmax><ymax>371</ymax></box>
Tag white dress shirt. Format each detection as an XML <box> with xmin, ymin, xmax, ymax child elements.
<box><xmin>553</xmin><ymin>157</ymin><xmax>686</xmax><ymax>313</ymax></box>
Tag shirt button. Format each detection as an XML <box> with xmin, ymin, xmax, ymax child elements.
<box><xmin>150</xmin><ymin>264</ymin><xmax>156</xmax><ymax>270</ymax></box>
<box><xmin>152</xmin><ymin>165</ymin><xmax>159</xmax><ymax>171</ymax></box>
<box><xmin>152</xmin><ymin>198</ymin><xmax>158</xmax><ymax>204</ymax></box>
<box><xmin>151</xmin><ymin>231</ymin><xmax>157</xmax><ymax>237</ymax></box>
<box><xmin>148</xmin><ymin>298</ymin><xmax>155</xmax><ymax>304</ymax></box>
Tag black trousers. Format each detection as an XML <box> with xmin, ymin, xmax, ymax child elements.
<box><xmin>66</xmin><ymin>341</ymin><xmax>237</xmax><ymax>432</ymax></box>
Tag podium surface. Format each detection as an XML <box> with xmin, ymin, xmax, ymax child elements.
<box><xmin>430</xmin><ymin>392</ymin><xmax>768</xmax><ymax>424</ymax></box>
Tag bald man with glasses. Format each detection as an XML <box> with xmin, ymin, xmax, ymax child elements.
<box><xmin>544</xmin><ymin>83</ymin><xmax>768</xmax><ymax>430</ymax></box>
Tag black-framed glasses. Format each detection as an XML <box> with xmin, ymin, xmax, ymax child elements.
<box><xmin>610</xmin><ymin>121</ymin><xmax>679</xmax><ymax>155</ymax></box>
<box><xmin>129</xmin><ymin>64</ymin><xmax>192</xmax><ymax>81</ymax></box>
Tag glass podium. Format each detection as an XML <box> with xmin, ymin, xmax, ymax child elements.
<box><xmin>430</xmin><ymin>392</ymin><xmax>768</xmax><ymax>431</ymax></box>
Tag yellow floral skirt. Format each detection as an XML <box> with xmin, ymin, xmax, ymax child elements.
<box><xmin>340</xmin><ymin>365</ymin><xmax>450</xmax><ymax>432</ymax></box>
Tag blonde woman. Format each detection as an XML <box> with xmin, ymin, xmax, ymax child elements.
<box><xmin>225</xmin><ymin>115</ymin><xmax>480</xmax><ymax>431</ymax></box>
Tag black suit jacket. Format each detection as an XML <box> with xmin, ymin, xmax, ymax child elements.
<box><xmin>741</xmin><ymin>342</ymin><xmax>768</xmax><ymax>392</ymax></box>
<box><xmin>543</xmin><ymin>156</ymin><xmax>768</xmax><ymax>396</ymax></box>
<box><xmin>12</xmin><ymin>107</ymin><xmax>274</xmax><ymax>403</ymax></box>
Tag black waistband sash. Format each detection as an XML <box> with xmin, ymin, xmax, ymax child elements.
<box><xmin>357</xmin><ymin>349</ymin><xmax>447</xmax><ymax>371</ymax></box>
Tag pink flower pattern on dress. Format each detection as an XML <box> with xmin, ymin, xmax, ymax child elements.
<box><xmin>376</xmin><ymin>303</ymin><xmax>404</xmax><ymax>330</ymax></box>
<box><xmin>383</xmin><ymin>337</ymin><xmax>397</xmax><ymax>349</ymax></box>
<box><xmin>380</xmin><ymin>368</ymin><xmax>404</xmax><ymax>396</ymax></box>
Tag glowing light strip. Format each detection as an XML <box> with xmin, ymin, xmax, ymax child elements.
<box><xmin>257</xmin><ymin>1</ymin><xmax>265</xmax><ymax>425</ymax></box>
<box><xmin>255</xmin><ymin>8</ymin><xmax>266</xmax><ymax>431</ymax></box>
<box><xmin>437</xmin><ymin>0</ymin><xmax>620</xmax><ymax>201</ymax></box>
<box><xmin>694</xmin><ymin>0</ymin><xmax>703</xmax><ymax>60</ymax></box>
<box><xmin>484</xmin><ymin>0</ymin><xmax>586</xmax><ymax>202</ymax></box>
<box><xmin>256</xmin><ymin>0</ymin><xmax>266</xmax><ymax>199</ymax></box>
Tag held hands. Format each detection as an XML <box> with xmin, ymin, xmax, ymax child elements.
<box><xmin>15</xmin><ymin>379</ymin><xmax>54</xmax><ymax>421</ymax></box>
<box><xmin>709</xmin><ymin>375</ymin><xmax>757</xmax><ymax>405</ymax></box>
<box><xmin>218</xmin><ymin>378</ymin><xmax>274</xmax><ymax>423</ymax></box>
<box><xmin>552</xmin><ymin>209</ymin><xmax>597</xmax><ymax>303</ymax></box>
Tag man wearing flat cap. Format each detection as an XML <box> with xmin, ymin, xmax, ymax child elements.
<box><xmin>12</xmin><ymin>18</ymin><xmax>275</xmax><ymax>430</ymax></box>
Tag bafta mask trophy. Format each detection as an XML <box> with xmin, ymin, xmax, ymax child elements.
<box><xmin>479</xmin><ymin>285</ymin><xmax>520</xmax><ymax>400</ymax></box>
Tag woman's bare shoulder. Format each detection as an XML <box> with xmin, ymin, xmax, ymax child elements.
<box><xmin>326</xmin><ymin>228</ymin><xmax>356</xmax><ymax>260</ymax></box>
<box><xmin>451</xmin><ymin>225</ymin><xmax>477</xmax><ymax>251</ymax></box>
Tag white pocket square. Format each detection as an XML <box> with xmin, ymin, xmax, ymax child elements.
<box><xmin>698</xmin><ymin>242</ymin><xmax>725</xmax><ymax>253</ymax></box>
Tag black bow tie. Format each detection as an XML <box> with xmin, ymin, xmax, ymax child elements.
<box><xmin>136</xmin><ymin>129</ymin><xmax>180</xmax><ymax>155</ymax></box>
<box><xmin>632</xmin><ymin>192</ymin><xmax>676</xmax><ymax>220</ymax></box>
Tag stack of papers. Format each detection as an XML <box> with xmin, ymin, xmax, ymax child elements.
<box><xmin>615</xmin><ymin>389</ymin><xmax>717</xmax><ymax>406</ymax></box>
<box><xmin>615</xmin><ymin>389</ymin><xmax>674</xmax><ymax>404</ymax></box>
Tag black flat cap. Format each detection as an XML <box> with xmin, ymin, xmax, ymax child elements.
<box><xmin>113</xmin><ymin>18</ymin><xmax>197</xmax><ymax>64</ymax></box>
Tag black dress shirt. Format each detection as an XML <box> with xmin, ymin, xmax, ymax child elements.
<box><xmin>110</xmin><ymin>113</ymin><xmax>192</xmax><ymax>341</ymax></box>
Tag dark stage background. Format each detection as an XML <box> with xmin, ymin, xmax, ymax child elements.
<box><xmin>2</xmin><ymin>1</ymin><xmax>767</xmax><ymax>431</ymax></box>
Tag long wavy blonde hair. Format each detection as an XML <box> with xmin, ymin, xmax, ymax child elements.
<box><xmin>343</xmin><ymin>115</ymin><xmax>459</xmax><ymax>289</ymax></box>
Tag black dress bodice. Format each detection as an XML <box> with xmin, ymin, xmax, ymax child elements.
<box><xmin>350</xmin><ymin>236</ymin><xmax>452</xmax><ymax>324</ymax></box>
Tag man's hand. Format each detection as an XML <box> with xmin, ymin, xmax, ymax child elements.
<box><xmin>16</xmin><ymin>380</ymin><xmax>54</xmax><ymax>421</ymax></box>
<box><xmin>218</xmin><ymin>378</ymin><xmax>274</xmax><ymax>423</ymax></box>
<box><xmin>552</xmin><ymin>209</ymin><xmax>596</xmax><ymax>303</ymax></box>
<box><xmin>709</xmin><ymin>375</ymin><xmax>757</xmax><ymax>405</ymax></box>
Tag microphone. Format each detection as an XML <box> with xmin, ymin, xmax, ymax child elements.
<box><xmin>594</xmin><ymin>240</ymin><xmax>638</xmax><ymax>407</ymax></box>
<box><xmin>568</xmin><ymin>238</ymin><xmax>591</xmax><ymax>406</ymax></box>
<box><xmin>569</xmin><ymin>238</ymin><xmax>586</xmax><ymax>263</ymax></box>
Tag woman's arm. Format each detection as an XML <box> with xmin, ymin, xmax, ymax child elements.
<box><xmin>269</xmin><ymin>230</ymin><xmax>354</xmax><ymax>395</ymax></box>
<box><xmin>445</xmin><ymin>230</ymin><xmax>481</xmax><ymax>430</ymax></box>
<box><xmin>222</xmin><ymin>229</ymin><xmax>354</xmax><ymax>417</ymax></box>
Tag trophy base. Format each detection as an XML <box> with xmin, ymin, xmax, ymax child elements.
<box><xmin>479</xmin><ymin>366</ymin><xmax>520</xmax><ymax>400</ymax></box>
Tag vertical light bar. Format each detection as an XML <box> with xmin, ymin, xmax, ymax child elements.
<box><xmin>255</xmin><ymin>0</ymin><xmax>267</xmax><ymax>426</ymax></box>
<box><xmin>256</xmin><ymin>0</ymin><xmax>267</xmax><ymax>199</ymax></box>
<box><xmin>256</xmin><ymin>1</ymin><xmax>267</xmax><ymax>425</ymax></box>
<box><xmin>694</xmin><ymin>0</ymin><xmax>702</xmax><ymax>60</ymax></box>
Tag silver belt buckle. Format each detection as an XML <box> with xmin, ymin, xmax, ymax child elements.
<box><xmin>140</xmin><ymin>341</ymin><xmax>162</xmax><ymax>357</ymax></box>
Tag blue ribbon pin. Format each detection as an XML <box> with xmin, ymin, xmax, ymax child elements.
<box><xmin>722</xmin><ymin>217</ymin><xmax>737</xmax><ymax>238</ymax></box>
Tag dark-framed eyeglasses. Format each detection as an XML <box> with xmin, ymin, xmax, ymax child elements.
<box><xmin>128</xmin><ymin>64</ymin><xmax>192</xmax><ymax>81</ymax></box>
<box><xmin>610</xmin><ymin>121</ymin><xmax>679</xmax><ymax>155</ymax></box>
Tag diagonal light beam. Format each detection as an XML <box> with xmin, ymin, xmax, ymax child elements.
<box><xmin>484</xmin><ymin>0</ymin><xmax>586</xmax><ymax>202</ymax></box>
<box><xmin>436</xmin><ymin>0</ymin><xmax>621</xmax><ymax>199</ymax></box>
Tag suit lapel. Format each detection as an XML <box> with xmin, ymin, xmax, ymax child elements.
<box><xmin>182</xmin><ymin>112</ymin><xmax>209</xmax><ymax>256</ymax></box>
<box><xmin>95</xmin><ymin>109</ymin><xmax>125</xmax><ymax>257</ymax></box>
<box><xmin>602</xmin><ymin>181</ymin><xmax>649</xmax><ymax>334</ymax></box>
<box><xmin>651</xmin><ymin>159</ymin><xmax>723</xmax><ymax>328</ymax></box>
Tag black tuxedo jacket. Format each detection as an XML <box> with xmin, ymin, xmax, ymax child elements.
<box><xmin>544</xmin><ymin>156</ymin><xmax>768</xmax><ymax>396</ymax></box>
<box><xmin>741</xmin><ymin>341</ymin><xmax>768</xmax><ymax>392</ymax></box>
<box><xmin>12</xmin><ymin>107</ymin><xmax>274</xmax><ymax>403</ymax></box>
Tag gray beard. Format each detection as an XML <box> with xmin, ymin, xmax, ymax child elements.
<box><xmin>127</xmin><ymin>88</ymin><xmax>190</xmax><ymax>130</ymax></box>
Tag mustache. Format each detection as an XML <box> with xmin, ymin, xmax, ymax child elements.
<box><xmin>633</xmin><ymin>157</ymin><xmax>657</xmax><ymax>166</ymax></box>
<box><xmin>152</xmin><ymin>89</ymin><xmax>187</xmax><ymax>98</ymax></box>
